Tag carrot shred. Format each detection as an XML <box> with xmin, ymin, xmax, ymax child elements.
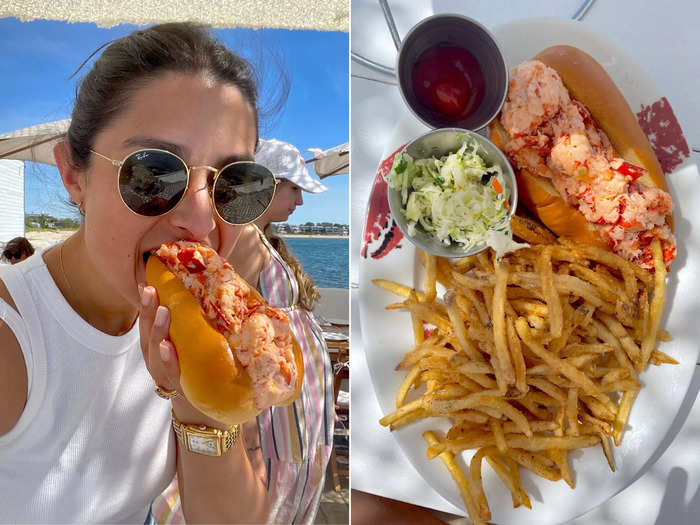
<box><xmin>492</xmin><ymin>178</ymin><xmax>503</xmax><ymax>194</ymax></box>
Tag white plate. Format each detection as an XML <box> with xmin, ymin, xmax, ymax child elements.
<box><xmin>359</xmin><ymin>17</ymin><xmax>699</xmax><ymax>525</ymax></box>
<box><xmin>324</xmin><ymin>331</ymin><xmax>350</xmax><ymax>341</ymax></box>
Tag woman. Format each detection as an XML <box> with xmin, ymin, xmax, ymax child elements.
<box><xmin>0</xmin><ymin>23</ymin><xmax>308</xmax><ymax>524</ymax></box>
<box><xmin>226</xmin><ymin>138</ymin><xmax>335</xmax><ymax>523</ymax></box>
<box><xmin>1</xmin><ymin>237</ymin><xmax>35</xmax><ymax>264</ymax></box>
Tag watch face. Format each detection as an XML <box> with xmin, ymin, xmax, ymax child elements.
<box><xmin>187</xmin><ymin>433</ymin><xmax>220</xmax><ymax>455</ymax></box>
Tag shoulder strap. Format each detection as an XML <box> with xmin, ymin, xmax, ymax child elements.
<box><xmin>0</xmin><ymin>261</ymin><xmax>49</xmax><ymax>446</ymax></box>
<box><xmin>252</xmin><ymin>226</ymin><xmax>298</xmax><ymax>305</ymax></box>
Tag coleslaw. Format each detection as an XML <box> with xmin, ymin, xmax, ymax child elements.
<box><xmin>386</xmin><ymin>135</ymin><xmax>526</xmax><ymax>257</ymax></box>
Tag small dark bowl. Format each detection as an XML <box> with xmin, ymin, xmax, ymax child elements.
<box><xmin>396</xmin><ymin>14</ymin><xmax>508</xmax><ymax>131</ymax></box>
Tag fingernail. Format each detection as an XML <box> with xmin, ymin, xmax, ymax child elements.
<box><xmin>137</xmin><ymin>283</ymin><xmax>144</xmax><ymax>298</ymax></box>
<box><xmin>155</xmin><ymin>306</ymin><xmax>168</xmax><ymax>327</ymax></box>
<box><xmin>160</xmin><ymin>341</ymin><xmax>170</xmax><ymax>362</ymax></box>
<box><xmin>141</xmin><ymin>287</ymin><xmax>151</xmax><ymax>307</ymax></box>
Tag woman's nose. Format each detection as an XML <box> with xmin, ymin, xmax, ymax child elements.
<box><xmin>168</xmin><ymin>171</ymin><xmax>216</xmax><ymax>240</ymax></box>
<box><xmin>296</xmin><ymin>192</ymin><xmax>304</xmax><ymax>206</ymax></box>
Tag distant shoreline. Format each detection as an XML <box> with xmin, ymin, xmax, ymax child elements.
<box><xmin>21</xmin><ymin>229</ymin><xmax>348</xmax><ymax>247</ymax></box>
<box><xmin>281</xmin><ymin>234</ymin><xmax>348</xmax><ymax>239</ymax></box>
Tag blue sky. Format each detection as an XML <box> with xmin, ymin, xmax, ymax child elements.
<box><xmin>0</xmin><ymin>18</ymin><xmax>349</xmax><ymax>224</ymax></box>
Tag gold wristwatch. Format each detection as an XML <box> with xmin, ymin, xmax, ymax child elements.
<box><xmin>171</xmin><ymin>410</ymin><xmax>240</xmax><ymax>456</ymax></box>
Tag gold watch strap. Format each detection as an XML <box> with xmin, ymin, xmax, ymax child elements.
<box><xmin>171</xmin><ymin>410</ymin><xmax>241</xmax><ymax>456</ymax></box>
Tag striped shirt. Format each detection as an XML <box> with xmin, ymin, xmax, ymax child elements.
<box><xmin>152</xmin><ymin>230</ymin><xmax>334</xmax><ymax>524</ymax></box>
<box><xmin>256</xmin><ymin>228</ymin><xmax>335</xmax><ymax>524</ymax></box>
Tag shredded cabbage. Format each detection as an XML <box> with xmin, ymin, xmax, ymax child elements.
<box><xmin>386</xmin><ymin>135</ymin><xmax>527</xmax><ymax>258</ymax></box>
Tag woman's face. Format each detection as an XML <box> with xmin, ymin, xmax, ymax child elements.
<box><xmin>81</xmin><ymin>71</ymin><xmax>257</xmax><ymax>306</ymax></box>
<box><xmin>263</xmin><ymin>180</ymin><xmax>304</xmax><ymax>223</ymax></box>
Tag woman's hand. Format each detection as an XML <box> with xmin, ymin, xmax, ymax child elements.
<box><xmin>137</xmin><ymin>283</ymin><xmax>181</xmax><ymax>395</ymax></box>
<box><xmin>136</xmin><ymin>282</ymin><xmax>231</xmax><ymax>427</ymax></box>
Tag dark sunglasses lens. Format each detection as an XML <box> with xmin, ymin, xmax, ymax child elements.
<box><xmin>214</xmin><ymin>163</ymin><xmax>276</xmax><ymax>224</ymax></box>
<box><xmin>118</xmin><ymin>150</ymin><xmax>188</xmax><ymax>216</ymax></box>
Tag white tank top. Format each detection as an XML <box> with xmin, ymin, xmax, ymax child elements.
<box><xmin>0</xmin><ymin>251</ymin><xmax>176</xmax><ymax>523</ymax></box>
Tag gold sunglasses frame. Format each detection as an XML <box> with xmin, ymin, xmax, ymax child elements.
<box><xmin>90</xmin><ymin>148</ymin><xmax>279</xmax><ymax>225</ymax></box>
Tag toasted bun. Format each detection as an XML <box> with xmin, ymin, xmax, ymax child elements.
<box><xmin>491</xmin><ymin>45</ymin><xmax>671</xmax><ymax>248</ymax></box>
<box><xmin>146</xmin><ymin>256</ymin><xmax>303</xmax><ymax>425</ymax></box>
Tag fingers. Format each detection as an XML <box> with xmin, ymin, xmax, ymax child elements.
<box><xmin>138</xmin><ymin>283</ymin><xmax>157</xmax><ymax>354</ymax></box>
<box><xmin>138</xmin><ymin>283</ymin><xmax>181</xmax><ymax>392</ymax></box>
<box><xmin>157</xmin><ymin>339</ymin><xmax>181</xmax><ymax>391</ymax></box>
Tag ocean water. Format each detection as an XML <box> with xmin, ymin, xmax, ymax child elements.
<box><xmin>284</xmin><ymin>237</ymin><xmax>349</xmax><ymax>289</ymax></box>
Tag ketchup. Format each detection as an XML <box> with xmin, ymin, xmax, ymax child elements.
<box><xmin>411</xmin><ymin>44</ymin><xmax>485</xmax><ymax>120</ymax></box>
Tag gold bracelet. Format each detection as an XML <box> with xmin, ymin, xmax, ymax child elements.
<box><xmin>171</xmin><ymin>410</ymin><xmax>240</xmax><ymax>456</ymax></box>
<box><xmin>154</xmin><ymin>383</ymin><xmax>179</xmax><ymax>399</ymax></box>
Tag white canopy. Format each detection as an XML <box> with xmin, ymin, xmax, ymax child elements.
<box><xmin>1</xmin><ymin>1</ymin><xmax>348</xmax><ymax>32</ymax></box>
<box><xmin>0</xmin><ymin>119</ymin><xmax>69</xmax><ymax>166</ymax></box>
<box><xmin>307</xmin><ymin>143</ymin><xmax>349</xmax><ymax>178</ymax></box>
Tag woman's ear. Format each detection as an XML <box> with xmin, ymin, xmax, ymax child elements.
<box><xmin>54</xmin><ymin>141</ymin><xmax>87</xmax><ymax>208</ymax></box>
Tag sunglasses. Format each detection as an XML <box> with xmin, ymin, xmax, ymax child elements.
<box><xmin>90</xmin><ymin>148</ymin><xmax>279</xmax><ymax>225</ymax></box>
<box><xmin>3</xmin><ymin>251</ymin><xmax>20</xmax><ymax>260</ymax></box>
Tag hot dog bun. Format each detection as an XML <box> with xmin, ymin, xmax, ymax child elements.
<box><xmin>146</xmin><ymin>246</ymin><xmax>303</xmax><ymax>426</ymax></box>
<box><xmin>491</xmin><ymin>120</ymin><xmax>609</xmax><ymax>249</ymax></box>
<box><xmin>491</xmin><ymin>45</ymin><xmax>673</xmax><ymax>265</ymax></box>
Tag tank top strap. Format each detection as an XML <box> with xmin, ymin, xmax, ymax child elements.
<box><xmin>252</xmin><ymin>225</ymin><xmax>299</xmax><ymax>308</ymax></box>
<box><xmin>0</xmin><ymin>256</ymin><xmax>49</xmax><ymax>446</ymax></box>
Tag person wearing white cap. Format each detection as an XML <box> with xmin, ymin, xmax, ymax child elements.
<box><xmin>226</xmin><ymin>138</ymin><xmax>335</xmax><ymax>524</ymax></box>
<box><xmin>250</xmin><ymin>138</ymin><xmax>327</xmax><ymax>230</ymax></box>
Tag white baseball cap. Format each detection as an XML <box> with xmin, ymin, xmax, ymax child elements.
<box><xmin>255</xmin><ymin>138</ymin><xmax>328</xmax><ymax>194</ymax></box>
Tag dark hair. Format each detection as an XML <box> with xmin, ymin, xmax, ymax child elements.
<box><xmin>264</xmin><ymin>227</ymin><xmax>320</xmax><ymax>311</ymax></box>
<box><xmin>67</xmin><ymin>23</ymin><xmax>261</xmax><ymax>169</ymax></box>
<box><xmin>2</xmin><ymin>237</ymin><xmax>35</xmax><ymax>261</ymax></box>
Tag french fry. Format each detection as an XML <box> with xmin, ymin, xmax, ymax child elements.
<box><xmin>657</xmin><ymin>330</ymin><xmax>672</xmax><ymax>342</ymax></box>
<box><xmin>423</xmin><ymin>252</ymin><xmax>438</xmax><ymax>302</ymax></box>
<box><xmin>650</xmin><ymin>349</ymin><xmax>678</xmax><ymax>365</ymax></box>
<box><xmin>510</xmin><ymin>214</ymin><xmax>557</xmax><ymax>245</ymax></box>
<box><xmin>538</xmin><ymin>246</ymin><xmax>563</xmax><ymax>338</ymax></box>
<box><xmin>386</xmin><ymin>301</ymin><xmax>452</xmax><ymax>333</ymax></box>
<box><xmin>378</xmin><ymin>239</ymin><xmax>673</xmax><ymax>519</ymax></box>
<box><xmin>599</xmin><ymin>432</ymin><xmax>616</xmax><ymax>472</ymax></box>
<box><xmin>458</xmin><ymin>362</ymin><xmax>494</xmax><ymax>375</ymax></box>
<box><xmin>468</xmin><ymin>448</ymin><xmax>492</xmax><ymax>522</ymax></box>
<box><xmin>490</xmin><ymin>418</ymin><xmax>508</xmax><ymax>454</ymax></box>
<box><xmin>372</xmin><ymin>278</ymin><xmax>426</xmax><ymax>301</ymax></box>
<box><xmin>505</xmin><ymin>455</ymin><xmax>532</xmax><ymax>509</ymax></box>
<box><xmin>511</xmin><ymin>299</ymin><xmax>549</xmax><ymax>317</ymax></box>
<box><xmin>506</xmin><ymin>316</ymin><xmax>529</xmax><ymax>394</ymax></box>
<box><xmin>408</xmin><ymin>289</ymin><xmax>425</xmax><ymax>346</ymax></box>
<box><xmin>527</xmin><ymin>377</ymin><xmax>567</xmax><ymax>404</ymax></box>
<box><xmin>397</xmin><ymin>343</ymin><xmax>453</xmax><ymax>370</ymax></box>
<box><xmin>596</xmin><ymin>312</ymin><xmax>642</xmax><ymax>364</ymax></box>
<box><xmin>423</xmin><ymin>431</ymin><xmax>485</xmax><ymax>525</ymax></box>
<box><xmin>640</xmin><ymin>239</ymin><xmax>666</xmax><ymax>369</ymax></box>
<box><xmin>549</xmin><ymin>449</ymin><xmax>575</xmax><ymax>488</ymax></box>
<box><xmin>613</xmin><ymin>388</ymin><xmax>639</xmax><ymax>446</ymax></box>
<box><xmin>505</xmin><ymin>448</ymin><xmax>562</xmax><ymax>482</ymax></box>
<box><xmin>429</xmin><ymin>434</ymin><xmax>601</xmax><ymax>458</ymax></box>
<box><xmin>445</xmin><ymin>290</ymin><xmax>483</xmax><ymax>361</ymax></box>
<box><xmin>389</xmin><ymin>408</ymin><xmax>428</xmax><ymax>431</ymax></box>
<box><xmin>517</xmin><ymin>396</ymin><xmax>552</xmax><ymax>421</ymax></box>
<box><xmin>485</xmin><ymin>454</ymin><xmax>532</xmax><ymax>509</ymax></box>
<box><xmin>516</xmin><ymin>318</ymin><xmax>601</xmax><ymax>396</ymax></box>
<box><xmin>396</xmin><ymin>364</ymin><xmax>421</xmax><ymax>408</ymax></box>
<box><xmin>492</xmin><ymin>261</ymin><xmax>516</xmax><ymax>391</ymax></box>
<box><xmin>566</xmin><ymin>388</ymin><xmax>579</xmax><ymax>436</ymax></box>
<box><xmin>379</xmin><ymin>398</ymin><xmax>422</xmax><ymax>427</ymax></box>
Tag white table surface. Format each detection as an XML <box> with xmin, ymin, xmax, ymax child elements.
<box><xmin>350</xmin><ymin>1</ymin><xmax>700</xmax><ymax>523</ymax></box>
